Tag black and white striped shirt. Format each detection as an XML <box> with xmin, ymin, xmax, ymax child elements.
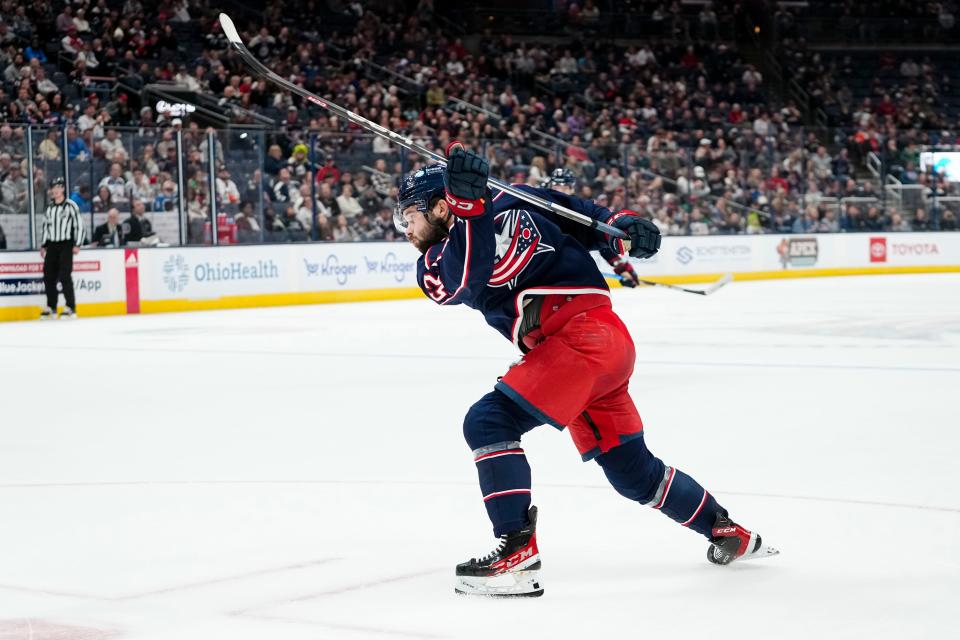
<box><xmin>41</xmin><ymin>198</ymin><xmax>85</xmax><ymax>246</ymax></box>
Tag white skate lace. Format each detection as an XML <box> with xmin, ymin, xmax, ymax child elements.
<box><xmin>476</xmin><ymin>535</ymin><xmax>508</xmax><ymax>563</ymax></box>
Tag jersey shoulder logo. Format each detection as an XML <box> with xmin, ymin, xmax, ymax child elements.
<box><xmin>489</xmin><ymin>209</ymin><xmax>554</xmax><ymax>289</ymax></box>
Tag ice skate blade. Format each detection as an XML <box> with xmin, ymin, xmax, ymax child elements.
<box><xmin>708</xmin><ymin>543</ymin><xmax>780</xmax><ymax>565</ymax></box>
<box><xmin>454</xmin><ymin>569</ymin><xmax>543</xmax><ymax>598</ymax></box>
<box><xmin>746</xmin><ymin>545</ymin><xmax>780</xmax><ymax>561</ymax></box>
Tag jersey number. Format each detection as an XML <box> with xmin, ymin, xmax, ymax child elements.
<box><xmin>423</xmin><ymin>273</ymin><xmax>449</xmax><ymax>302</ymax></box>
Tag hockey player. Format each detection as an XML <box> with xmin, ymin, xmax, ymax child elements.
<box><xmin>543</xmin><ymin>168</ymin><xmax>641</xmax><ymax>289</ymax></box>
<box><xmin>396</xmin><ymin>143</ymin><xmax>777</xmax><ymax>598</ymax></box>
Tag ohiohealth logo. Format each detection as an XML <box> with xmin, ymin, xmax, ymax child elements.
<box><xmin>304</xmin><ymin>255</ymin><xmax>357</xmax><ymax>285</ymax></box>
<box><xmin>162</xmin><ymin>254</ymin><xmax>190</xmax><ymax>292</ymax></box>
<box><xmin>363</xmin><ymin>251</ymin><xmax>416</xmax><ymax>282</ymax></box>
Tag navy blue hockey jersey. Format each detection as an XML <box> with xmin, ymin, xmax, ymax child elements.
<box><xmin>415</xmin><ymin>185</ymin><xmax>618</xmax><ymax>347</ymax></box>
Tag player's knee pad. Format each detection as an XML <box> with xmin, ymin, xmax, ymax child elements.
<box><xmin>462</xmin><ymin>389</ymin><xmax>537</xmax><ymax>450</ymax></box>
<box><xmin>463</xmin><ymin>400</ymin><xmax>504</xmax><ymax>450</ymax></box>
<box><xmin>595</xmin><ymin>435</ymin><xmax>665</xmax><ymax>503</ymax></box>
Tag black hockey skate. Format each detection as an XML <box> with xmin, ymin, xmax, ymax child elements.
<box><xmin>707</xmin><ymin>514</ymin><xmax>780</xmax><ymax>565</ymax></box>
<box><xmin>455</xmin><ymin>506</ymin><xmax>543</xmax><ymax>597</ymax></box>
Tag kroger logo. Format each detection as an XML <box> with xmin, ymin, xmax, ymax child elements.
<box><xmin>162</xmin><ymin>254</ymin><xmax>190</xmax><ymax>292</ymax></box>
<box><xmin>363</xmin><ymin>251</ymin><xmax>417</xmax><ymax>282</ymax></box>
<box><xmin>304</xmin><ymin>255</ymin><xmax>358</xmax><ymax>285</ymax></box>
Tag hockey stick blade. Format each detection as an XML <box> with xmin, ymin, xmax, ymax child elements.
<box><xmin>615</xmin><ymin>273</ymin><xmax>732</xmax><ymax>296</ymax></box>
<box><xmin>216</xmin><ymin>13</ymin><xmax>625</xmax><ymax>239</ymax></box>
<box><xmin>701</xmin><ymin>273</ymin><xmax>733</xmax><ymax>295</ymax></box>
<box><xmin>219</xmin><ymin>12</ymin><xmax>241</xmax><ymax>44</ymax></box>
<box><xmin>640</xmin><ymin>273</ymin><xmax>732</xmax><ymax>296</ymax></box>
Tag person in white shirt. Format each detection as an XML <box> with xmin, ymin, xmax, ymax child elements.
<box><xmin>77</xmin><ymin>103</ymin><xmax>99</xmax><ymax>133</ymax></box>
<box><xmin>126</xmin><ymin>168</ymin><xmax>154</xmax><ymax>207</ymax></box>
<box><xmin>175</xmin><ymin>66</ymin><xmax>200</xmax><ymax>92</ymax></box>
<box><xmin>899</xmin><ymin>58</ymin><xmax>919</xmax><ymax>78</ymax></box>
<box><xmin>170</xmin><ymin>0</ymin><xmax>191</xmax><ymax>22</ymax></box>
<box><xmin>35</xmin><ymin>68</ymin><xmax>58</xmax><ymax>94</ymax></box>
<box><xmin>98</xmin><ymin>163</ymin><xmax>128</xmax><ymax>205</ymax></box>
<box><xmin>98</xmin><ymin>129</ymin><xmax>128</xmax><ymax>161</ymax></box>
<box><xmin>741</xmin><ymin>65</ymin><xmax>762</xmax><ymax>85</ymax></box>
<box><xmin>215</xmin><ymin>166</ymin><xmax>241</xmax><ymax>207</ymax></box>
<box><xmin>635</xmin><ymin>45</ymin><xmax>655</xmax><ymax>67</ymax></box>
<box><xmin>77</xmin><ymin>43</ymin><xmax>99</xmax><ymax>70</ymax></box>
<box><xmin>753</xmin><ymin>114</ymin><xmax>771</xmax><ymax>137</ymax></box>
<box><xmin>73</xmin><ymin>8</ymin><xmax>91</xmax><ymax>34</ymax></box>
<box><xmin>61</xmin><ymin>27</ymin><xmax>82</xmax><ymax>55</ymax></box>
<box><xmin>554</xmin><ymin>50</ymin><xmax>578</xmax><ymax>75</ymax></box>
<box><xmin>336</xmin><ymin>183</ymin><xmax>363</xmax><ymax>220</ymax></box>
<box><xmin>247</xmin><ymin>27</ymin><xmax>276</xmax><ymax>56</ymax></box>
<box><xmin>445</xmin><ymin>55</ymin><xmax>465</xmax><ymax>75</ymax></box>
<box><xmin>295</xmin><ymin>183</ymin><xmax>315</xmax><ymax>231</ymax></box>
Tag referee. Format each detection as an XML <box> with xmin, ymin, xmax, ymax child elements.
<box><xmin>39</xmin><ymin>177</ymin><xmax>85</xmax><ymax>319</ymax></box>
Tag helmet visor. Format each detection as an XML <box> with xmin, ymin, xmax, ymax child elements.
<box><xmin>394</xmin><ymin>197</ymin><xmax>430</xmax><ymax>233</ymax></box>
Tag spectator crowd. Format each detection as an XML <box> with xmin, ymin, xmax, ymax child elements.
<box><xmin>1</xmin><ymin>0</ymin><xmax>958</xmax><ymax>250</ymax></box>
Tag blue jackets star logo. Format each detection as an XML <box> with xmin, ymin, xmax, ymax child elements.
<box><xmin>490</xmin><ymin>209</ymin><xmax>555</xmax><ymax>289</ymax></box>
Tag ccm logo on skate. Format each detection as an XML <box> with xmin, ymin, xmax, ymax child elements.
<box><xmin>714</xmin><ymin>527</ymin><xmax>737</xmax><ymax>535</ymax></box>
<box><xmin>492</xmin><ymin>548</ymin><xmax>535</xmax><ymax>572</ymax></box>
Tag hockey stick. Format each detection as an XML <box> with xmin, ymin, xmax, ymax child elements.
<box><xmin>217</xmin><ymin>13</ymin><xmax>626</xmax><ymax>240</ymax></box>
<box><xmin>604</xmin><ymin>272</ymin><xmax>733</xmax><ymax>295</ymax></box>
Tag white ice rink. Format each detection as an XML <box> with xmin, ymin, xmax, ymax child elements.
<box><xmin>0</xmin><ymin>274</ymin><xmax>958</xmax><ymax>640</ymax></box>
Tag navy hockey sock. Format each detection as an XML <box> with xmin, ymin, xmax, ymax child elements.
<box><xmin>596</xmin><ymin>435</ymin><xmax>725</xmax><ymax>539</ymax></box>
<box><xmin>463</xmin><ymin>390</ymin><xmax>541</xmax><ymax>537</ymax></box>
<box><xmin>645</xmin><ymin>466</ymin><xmax>724</xmax><ymax>538</ymax></box>
<box><xmin>472</xmin><ymin>442</ymin><xmax>532</xmax><ymax>537</ymax></box>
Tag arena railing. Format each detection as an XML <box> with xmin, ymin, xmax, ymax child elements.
<box><xmin>789</xmin><ymin>17</ymin><xmax>953</xmax><ymax>45</ymax></box>
<box><xmin>2</xmin><ymin>125</ymin><xmax>958</xmax><ymax>252</ymax></box>
<box><xmin>443</xmin><ymin>7</ymin><xmax>737</xmax><ymax>40</ymax></box>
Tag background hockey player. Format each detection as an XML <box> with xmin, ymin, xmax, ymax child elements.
<box><xmin>396</xmin><ymin>142</ymin><xmax>778</xmax><ymax>598</ymax></box>
<box><xmin>542</xmin><ymin>168</ymin><xmax>642</xmax><ymax>289</ymax></box>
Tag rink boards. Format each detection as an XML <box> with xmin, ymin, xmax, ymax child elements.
<box><xmin>1</xmin><ymin>233</ymin><xmax>958</xmax><ymax>321</ymax></box>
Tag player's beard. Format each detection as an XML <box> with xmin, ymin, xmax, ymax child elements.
<box><xmin>410</xmin><ymin>216</ymin><xmax>449</xmax><ymax>254</ymax></box>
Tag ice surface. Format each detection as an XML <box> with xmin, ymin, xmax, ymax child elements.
<box><xmin>0</xmin><ymin>274</ymin><xmax>958</xmax><ymax>639</ymax></box>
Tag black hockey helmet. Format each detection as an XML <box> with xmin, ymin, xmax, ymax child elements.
<box><xmin>50</xmin><ymin>177</ymin><xmax>66</xmax><ymax>188</ymax></box>
<box><xmin>395</xmin><ymin>164</ymin><xmax>446</xmax><ymax>232</ymax></box>
<box><xmin>547</xmin><ymin>168</ymin><xmax>576</xmax><ymax>188</ymax></box>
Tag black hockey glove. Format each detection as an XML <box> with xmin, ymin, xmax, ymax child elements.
<box><xmin>443</xmin><ymin>141</ymin><xmax>489</xmax><ymax>218</ymax></box>
<box><xmin>609</xmin><ymin>209</ymin><xmax>661</xmax><ymax>259</ymax></box>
